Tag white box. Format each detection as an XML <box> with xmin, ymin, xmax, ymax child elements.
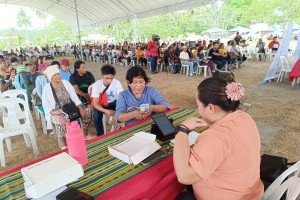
<box><xmin>108</xmin><ymin>132</ymin><xmax>161</xmax><ymax>165</ymax></box>
<box><xmin>21</xmin><ymin>152</ymin><xmax>84</xmax><ymax>199</ymax></box>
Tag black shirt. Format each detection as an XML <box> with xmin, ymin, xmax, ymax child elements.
<box><xmin>69</xmin><ymin>71</ymin><xmax>95</xmax><ymax>103</ymax></box>
<box><xmin>208</xmin><ymin>48</ymin><xmax>222</xmax><ymax>61</ymax></box>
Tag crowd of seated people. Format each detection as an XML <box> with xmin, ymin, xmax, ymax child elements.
<box><xmin>0</xmin><ymin>50</ymin><xmax>171</xmax><ymax>150</ymax></box>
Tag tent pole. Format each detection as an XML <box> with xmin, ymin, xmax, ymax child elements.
<box><xmin>74</xmin><ymin>0</ymin><xmax>84</xmax><ymax>61</ymax></box>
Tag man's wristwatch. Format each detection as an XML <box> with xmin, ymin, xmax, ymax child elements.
<box><xmin>175</xmin><ymin>124</ymin><xmax>190</xmax><ymax>135</ymax></box>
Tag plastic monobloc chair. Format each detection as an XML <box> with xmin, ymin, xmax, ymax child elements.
<box><xmin>0</xmin><ymin>98</ymin><xmax>39</xmax><ymax>166</ymax></box>
<box><xmin>262</xmin><ymin>160</ymin><xmax>300</xmax><ymax>200</ymax></box>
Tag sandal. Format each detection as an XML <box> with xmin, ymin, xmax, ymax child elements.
<box><xmin>60</xmin><ymin>146</ymin><xmax>67</xmax><ymax>150</ymax></box>
<box><xmin>85</xmin><ymin>134</ymin><xmax>96</xmax><ymax>140</ymax></box>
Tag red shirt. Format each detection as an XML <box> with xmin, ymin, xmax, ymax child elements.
<box><xmin>268</xmin><ymin>41</ymin><xmax>280</xmax><ymax>49</ymax></box>
<box><xmin>147</xmin><ymin>41</ymin><xmax>158</xmax><ymax>56</ymax></box>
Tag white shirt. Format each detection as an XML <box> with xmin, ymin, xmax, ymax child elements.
<box><xmin>91</xmin><ymin>79</ymin><xmax>123</xmax><ymax>103</ymax></box>
<box><xmin>179</xmin><ymin>51</ymin><xmax>190</xmax><ymax>60</ymax></box>
<box><xmin>42</xmin><ymin>80</ymin><xmax>82</xmax><ymax>129</ymax></box>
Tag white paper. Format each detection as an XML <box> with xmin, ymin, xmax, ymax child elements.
<box><xmin>108</xmin><ymin>132</ymin><xmax>161</xmax><ymax>165</ymax></box>
<box><xmin>170</xmin><ymin>131</ymin><xmax>200</xmax><ymax>146</ymax></box>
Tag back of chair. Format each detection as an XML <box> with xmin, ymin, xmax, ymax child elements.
<box><xmin>279</xmin><ymin>56</ymin><xmax>292</xmax><ymax>71</ymax></box>
<box><xmin>0</xmin><ymin>97</ymin><xmax>30</xmax><ymax>128</ymax></box>
<box><xmin>267</xmin><ymin>177</ymin><xmax>300</xmax><ymax>200</ymax></box>
<box><xmin>263</xmin><ymin>161</ymin><xmax>300</xmax><ymax>200</ymax></box>
<box><xmin>0</xmin><ymin>89</ymin><xmax>29</xmax><ymax>109</ymax></box>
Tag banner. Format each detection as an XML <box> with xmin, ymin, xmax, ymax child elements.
<box><xmin>264</xmin><ymin>22</ymin><xmax>294</xmax><ymax>81</ymax></box>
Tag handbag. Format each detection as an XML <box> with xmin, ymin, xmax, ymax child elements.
<box><xmin>213</xmin><ymin>70</ymin><xmax>235</xmax><ymax>82</ymax></box>
<box><xmin>99</xmin><ymin>84</ymin><xmax>110</xmax><ymax>107</ymax></box>
<box><xmin>50</xmin><ymin>83</ymin><xmax>80</xmax><ymax>121</ymax></box>
<box><xmin>228</xmin><ymin>52</ymin><xmax>236</xmax><ymax>59</ymax></box>
<box><xmin>260</xmin><ymin>154</ymin><xmax>296</xmax><ymax>191</ymax></box>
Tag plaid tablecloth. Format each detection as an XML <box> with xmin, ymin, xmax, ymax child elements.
<box><xmin>0</xmin><ymin>108</ymin><xmax>206</xmax><ymax>200</ymax></box>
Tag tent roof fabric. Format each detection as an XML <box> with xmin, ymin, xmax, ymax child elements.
<box><xmin>0</xmin><ymin>0</ymin><xmax>209</xmax><ymax>28</ymax></box>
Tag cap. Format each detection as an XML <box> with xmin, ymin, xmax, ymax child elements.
<box><xmin>44</xmin><ymin>65</ymin><xmax>60</xmax><ymax>80</ymax></box>
<box><xmin>60</xmin><ymin>59</ymin><xmax>70</xmax><ymax>66</ymax></box>
<box><xmin>16</xmin><ymin>65</ymin><xmax>29</xmax><ymax>73</ymax></box>
<box><xmin>45</xmin><ymin>55</ymin><xmax>54</xmax><ymax>60</ymax></box>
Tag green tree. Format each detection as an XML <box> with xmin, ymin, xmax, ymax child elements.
<box><xmin>16</xmin><ymin>8</ymin><xmax>32</xmax><ymax>41</ymax></box>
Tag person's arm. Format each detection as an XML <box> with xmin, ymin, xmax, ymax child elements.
<box><xmin>115</xmin><ymin>93</ymin><xmax>144</xmax><ymax>123</ymax></box>
<box><xmin>22</xmin><ymin>74</ymin><xmax>35</xmax><ymax>92</ymax></box>
<box><xmin>173</xmin><ymin>117</ymin><xmax>207</xmax><ymax>184</ymax></box>
<box><xmin>35</xmin><ymin>76</ymin><xmax>43</xmax><ymax>98</ymax></box>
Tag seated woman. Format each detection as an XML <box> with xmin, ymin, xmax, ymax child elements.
<box><xmin>115</xmin><ymin>66</ymin><xmax>170</xmax><ymax>126</ymax></box>
<box><xmin>42</xmin><ymin>65</ymin><xmax>92</xmax><ymax>149</ymax></box>
<box><xmin>91</xmin><ymin>65</ymin><xmax>123</xmax><ymax>136</ymax></box>
<box><xmin>219</xmin><ymin>43</ymin><xmax>236</xmax><ymax>71</ymax></box>
<box><xmin>69</xmin><ymin>60</ymin><xmax>95</xmax><ymax>106</ymax></box>
<box><xmin>173</xmin><ymin>77</ymin><xmax>264</xmax><ymax>200</ymax></box>
<box><xmin>136</xmin><ymin>46</ymin><xmax>147</xmax><ymax>67</ymax></box>
<box><xmin>196</xmin><ymin>47</ymin><xmax>216</xmax><ymax>75</ymax></box>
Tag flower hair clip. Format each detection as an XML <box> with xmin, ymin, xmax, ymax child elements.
<box><xmin>225</xmin><ymin>82</ymin><xmax>245</xmax><ymax>101</ymax></box>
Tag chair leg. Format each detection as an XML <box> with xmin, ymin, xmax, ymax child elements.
<box><xmin>204</xmin><ymin>67</ymin><xmax>207</xmax><ymax>78</ymax></box>
<box><xmin>0</xmin><ymin>139</ymin><xmax>6</xmax><ymax>166</ymax></box>
<box><xmin>29</xmin><ymin>114</ymin><xmax>37</xmax><ymax>137</ymax></box>
<box><xmin>102</xmin><ymin>114</ymin><xmax>107</xmax><ymax>134</ymax></box>
<box><xmin>27</xmin><ymin>128</ymin><xmax>39</xmax><ymax>157</ymax></box>
<box><xmin>4</xmin><ymin>138</ymin><xmax>12</xmax><ymax>152</ymax></box>
<box><xmin>23</xmin><ymin>133</ymin><xmax>31</xmax><ymax>147</ymax></box>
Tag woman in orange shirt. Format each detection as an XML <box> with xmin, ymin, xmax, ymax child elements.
<box><xmin>136</xmin><ymin>46</ymin><xmax>147</xmax><ymax>68</ymax></box>
<box><xmin>174</xmin><ymin>77</ymin><xmax>264</xmax><ymax>200</ymax></box>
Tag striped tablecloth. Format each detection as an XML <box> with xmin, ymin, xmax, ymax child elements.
<box><xmin>0</xmin><ymin>108</ymin><xmax>206</xmax><ymax>200</ymax></box>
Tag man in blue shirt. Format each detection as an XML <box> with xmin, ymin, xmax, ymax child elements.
<box><xmin>59</xmin><ymin>58</ymin><xmax>73</xmax><ymax>81</ymax></box>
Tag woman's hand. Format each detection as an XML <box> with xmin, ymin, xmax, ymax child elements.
<box><xmin>143</xmin><ymin>106</ymin><xmax>153</xmax><ymax>119</ymax></box>
<box><xmin>104</xmin><ymin>109</ymin><xmax>115</xmax><ymax>116</ymax></box>
<box><xmin>133</xmin><ymin>109</ymin><xmax>145</xmax><ymax>120</ymax></box>
<box><xmin>51</xmin><ymin>109</ymin><xmax>63</xmax><ymax>116</ymax></box>
<box><xmin>84</xmin><ymin>93</ymin><xmax>91</xmax><ymax>103</ymax></box>
<box><xmin>79</xmin><ymin>106</ymin><xmax>86</xmax><ymax>118</ymax></box>
<box><xmin>181</xmin><ymin>117</ymin><xmax>207</xmax><ymax>130</ymax></box>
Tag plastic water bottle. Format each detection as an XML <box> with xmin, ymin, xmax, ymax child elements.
<box><xmin>66</xmin><ymin>121</ymin><xmax>88</xmax><ymax>166</ymax></box>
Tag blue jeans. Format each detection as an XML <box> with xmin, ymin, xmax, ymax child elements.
<box><xmin>170</xmin><ymin>61</ymin><xmax>181</xmax><ymax>73</ymax></box>
<box><xmin>182</xmin><ymin>61</ymin><xmax>197</xmax><ymax>74</ymax></box>
<box><xmin>93</xmin><ymin>101</ymin><xmax>116</xmax><ymax>136</ymax></box>
<box><xmin>213</xmin><ymin>59</ymin><xmax>227</xmax><ymax>70</ymax></box>
<box><xmin>150</xmin><ymin>55</ymin><xmax>158</xmax><ymax>72</ymax></box>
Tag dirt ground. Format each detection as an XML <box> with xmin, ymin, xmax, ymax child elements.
<box><xmin>1</xmin><ymin>57</ymin><xmax>299</xmax><ymax>174</ymax></box>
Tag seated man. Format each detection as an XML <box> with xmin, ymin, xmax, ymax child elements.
<box><xmin>268</xmin><ymin>36</ymin><xmax>280</xmax><ymax>52</ymax></box>
<box><xmin>115</xmin><ymin>66</ymin><xmax>170</xmax><ymax>126</ymax></box>
<box><xmin>23</xmin><ymin>61</ymin><xmax>41</xmax><ymax>109</ymax></box>
<box><xmin>91</xmin><ymin>65</ymin><xmax>123</xmax><ymax>136</ymax></box>
<box><xmin>168</xmin><ymin>46</ymin><xmax>181</xmax><ymax>73</ymax></box>
<box><xmin>208</xmin><ymin>42</ymin><xmax>227</xmax><ymax>70</ymax></box>
<box><xmin>180</xmin><ymin>46</ymin><xmax>198</xmax><ymax>76</ymax></box>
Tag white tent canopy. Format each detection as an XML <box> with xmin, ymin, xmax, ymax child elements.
<box><xmin>0</xmin><ymin>0</ymin><xmax>210</xmax><ymax>28</ymax></box>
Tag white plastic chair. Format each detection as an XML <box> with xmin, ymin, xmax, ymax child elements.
<box><xmin>196</xmin><ymin>62</ymin><xmax>209</xmax><ymax>77</ymax></box>
<box><xmin>265</xmin><ymin>177</ymin><xmax>300</xmax><ymax>200</ymax></box>
<box><xmin>0</xmin><ymin>89</ymin><xmax>37</xmax><ymax>136</ymax></box>
<box><xmin>277</xmin><ymin>56</ymin><xmax>292</xmax><ymax>83</ymax></box>
<box><xmin>0</xmin><ymin>98</ymin><xmax>39</xmax><ymax>166</ymax></box>
<box><xmin>180</xmin><ymin>62</ymin><xmax>190</xmax><ymax>76</ymax></box>
<box><xmin>262</xmin><ymin>160</ymin><xmax>300</xmax><ymax>200</ymax></box>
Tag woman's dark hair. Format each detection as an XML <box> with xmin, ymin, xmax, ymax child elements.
<box><xmin>126</xmin><ymin>66</ymin><xmax>150</xmax><ymax>84</ymax></box>
<box><xmin>74</xmin><ymin>60</ymin><xmax>85</xmax><ymax>74</ymax></box>
<box><xmin>51</xmin><ymin>60</ymin><xmax>61</xmax><ymax>68</ymax></box>
<box><xmin>197</xmin><ymin>77</ymin><xmax>240</xmax><ymax>111</ymax></box>
<box><xmin>101</xmin><ymin>64</ymin><xmax>116</xmax><ymax>76</ymax></box>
